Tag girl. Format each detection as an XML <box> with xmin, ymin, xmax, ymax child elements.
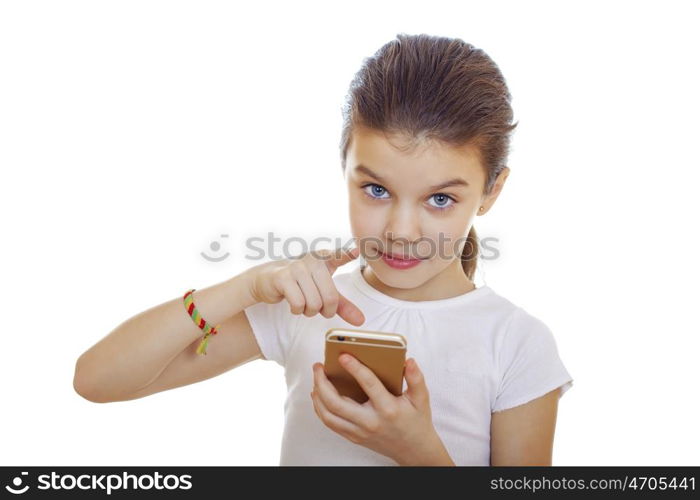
<box><xmin>74</xmin><ymin>33</ymin><xmax>573</xmax><ymax>466</ymax></box>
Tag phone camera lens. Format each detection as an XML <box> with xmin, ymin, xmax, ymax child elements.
<box><xmin>337</xmin><ymin>336</ymin><xmax>345</xmax><ymax>341</ymax></box>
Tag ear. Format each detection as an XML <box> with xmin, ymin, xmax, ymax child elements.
<box><xmin>479</xmin><ymin>166</ymin><xmax>510</xmax><ymax>215</ymax></box>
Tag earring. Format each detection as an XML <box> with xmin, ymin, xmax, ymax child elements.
<box><xmin>479</xmin><ymin>206</ymin><xmax>484</xmax><ymax>212</ymax></box>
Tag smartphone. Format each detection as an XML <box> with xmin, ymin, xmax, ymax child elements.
<box><xmin>324</xmin><ymin>327</ymin><xmax>407</xmax><ymax>404</ymax></box>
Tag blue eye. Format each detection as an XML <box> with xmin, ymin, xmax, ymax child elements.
<box><xmin>362</xmin><ymin>184</ymin><xmax>389</xmax><ymax>199</ymax></box>
<box><xmin>428</xmin><ymin>193</ymin><xmax>455</xmax><ymax>210</ymax></box>
<box><xmin>360</xmin><ymin>183</ymin><xmax>457</xmax><ymax>212</ymax></box>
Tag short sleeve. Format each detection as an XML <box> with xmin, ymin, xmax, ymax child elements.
<box><xmin>243</xmin><ymin>299</ymin><xmax>300</xmax><ymax>367</ymax></box>
<box><xmin>492</xmin><ymin>308</ymin><xmax>574</xmax><ymax>413</ymax></box>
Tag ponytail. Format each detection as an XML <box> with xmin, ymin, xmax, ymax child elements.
<box><xmin>460</xmin><ymin>226</ymin><xmax>479</xmax><ymax>281</ymax></box>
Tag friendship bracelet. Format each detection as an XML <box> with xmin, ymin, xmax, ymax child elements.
<box><xmin>183</xmin><ymin>289</ymin><xmax>220</xmax><ymax>355</ymax></box>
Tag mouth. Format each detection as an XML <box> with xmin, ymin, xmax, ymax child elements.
<box><xmin>378</xmin><ymin>250</ymin><xmax>424</xmax><ymax>261</ymax></box>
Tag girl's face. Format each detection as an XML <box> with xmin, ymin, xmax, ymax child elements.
<box><xmin>345</xmin><ymin>125</ymin><xmax>504</xmax><ymax>300</ymax></box>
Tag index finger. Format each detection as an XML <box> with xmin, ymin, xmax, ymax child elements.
<box><xmin>323</xmin><ymin>247</ymin><xmax>360</xmax><ymax>274</ymax></box>
<box><xmin>336</xmin><ymin>291</ymin><xmax>365</xmax><ymax>326</ymax></box>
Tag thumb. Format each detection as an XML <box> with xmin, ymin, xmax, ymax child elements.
<box><xmin>403</xmin><ymin>358</ymin><xmax>430</xmax><ymax>409</ymax></box>
<box><xmin>336</xmin><ymin>291</ymin><xmax>365</xmax><ymax>326</ymax></box>
<box><xmin>325</xmin><ymin>246</ymin><xmax>360</xmax><ymax>274</ymax></box>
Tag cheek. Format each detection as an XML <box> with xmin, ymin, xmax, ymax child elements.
<box><xmin>348</xmin><ymin>195</ymin><xmax>384</xmax><ymax>236</ymax></box>
<box><xmin>424</xmin><ymin>219</ymin><xmax>472</xmax><ymax>259</ymax></box>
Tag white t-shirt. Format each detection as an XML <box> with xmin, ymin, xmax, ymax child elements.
<box><xmin>243</xmin><ymin>263</ymin><xmax>573</xmax><ymax>466</ymax></box>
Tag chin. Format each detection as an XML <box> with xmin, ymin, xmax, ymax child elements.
<box><xmin>371</xmin><ymin>262</ymin><xmax>432</xmax><ymax>288</ymax></box>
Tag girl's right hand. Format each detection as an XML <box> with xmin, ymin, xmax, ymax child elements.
<box><xmin>248</xmin><ymin>247</ymin><xmax>366</xmax><ymax>326</ymax></box>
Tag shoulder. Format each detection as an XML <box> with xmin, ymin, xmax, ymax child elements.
<box><xmin>474</xmin><ymin>287</ymin><xmax>560</xmax><ymax>357</ymax></box>
<box><xmin>481</xmin><ymin>286</ymin><xmax>554</xmax><ymax>339</ymax></box>
<box><xmin>497</xmin><ymin>305</ymin><xmax>561</xmax><ymax>365</ymax></box>
<box><xmin>508</xmin><ymin>307</ymin><xmax>553</xmax><ymax>337</ymax></box>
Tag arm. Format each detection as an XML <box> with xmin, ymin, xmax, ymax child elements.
<box><xmin>489</xmin><ymin>388</ymin><xmax>560</xmax><ymax>466</ymax></box>
<box><xmin>73</xmin><ymin>267</ymin><xmax>262</xmax><ymax>403</ymax></box>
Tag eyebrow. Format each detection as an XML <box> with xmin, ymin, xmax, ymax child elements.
<box><xmin>354</xmin><ymin>164</ymin><xmax>469</xmax><ymax>191</ymax></box>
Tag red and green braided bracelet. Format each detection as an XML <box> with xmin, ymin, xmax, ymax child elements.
<box><xmin>183</xmin><ymin>289</ymin><xmax>220</xmax><ymax>355</ymax></box>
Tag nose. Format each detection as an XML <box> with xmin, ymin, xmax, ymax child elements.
<box><xmin>384</xmin><ymin>202</ymin><xmax>422</xmax><ymax>249</ymax></box>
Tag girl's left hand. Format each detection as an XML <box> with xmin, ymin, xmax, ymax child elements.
<box><xmin>310</xmin><ymin>354</ymin><xmax>452</xmax><ymax>466</ymax></box>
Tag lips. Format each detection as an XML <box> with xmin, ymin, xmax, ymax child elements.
<box><xmin>379</xmin><ymin>250</ymin><xmax>422</xmax><ymax>261</ymax></box>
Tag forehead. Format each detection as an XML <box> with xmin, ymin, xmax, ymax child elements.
<box><xmin>347</xmin><ymin>125</ymin><xmax>484</xmax><ymax>184</ymax></box>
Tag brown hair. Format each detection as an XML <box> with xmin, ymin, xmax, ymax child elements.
<box><xmin>339</xmin><ymin>33</ymin><xmax>518</xmax><ymax>281</ymax></box>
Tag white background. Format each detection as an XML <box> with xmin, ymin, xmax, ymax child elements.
<box><xmin>1</xmin><ymin>0</ymin><xmax>698</xmax><ymax>466</ymax></box>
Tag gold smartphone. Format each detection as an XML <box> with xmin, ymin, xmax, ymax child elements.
<box><xmin>324</xmin><ymin>327</ymin><xmax>407</xmax><ymax>404</ymax></box>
